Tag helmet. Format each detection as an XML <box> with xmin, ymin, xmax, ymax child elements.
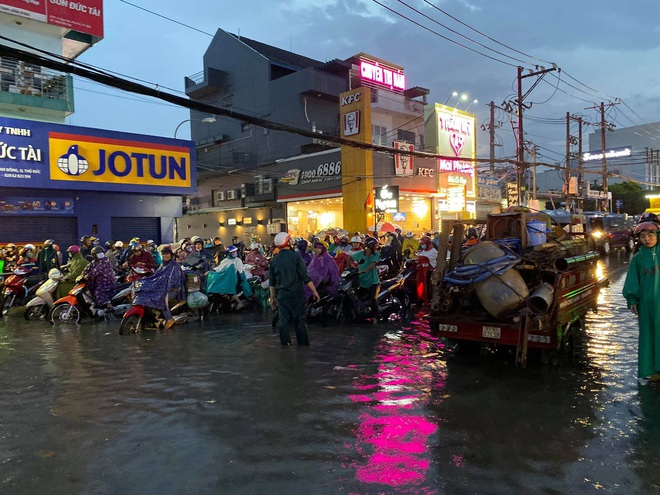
<box><xmin>232</xmin><ymin>236</ymin><xmax>239</xmax><ymax>241</ymax></box>
<box><xmin>249</xmin><ymin>242</ymin><xmax>261</xmax><ymax>251</ymax></box>
<box><xmin>7</xmin><ymin>243</ymin><xmax>15</xmax><ymax>249</ymax></box>
<box><xmin>314</xmin><ymin>240</ymin><xmax>329</xmax><ymax>251</ymax></box>
<box><xmin>421</xmin><ymin>235</ymin><xmax>432</xmax><ymax>243</ymax></box>
<box><xmin>634</xmin><ymin>221</ymin><xmax>659</xmax><ymax>236</ymax></box>
<box><xmin>191</xmin><ymin>235</ymin><xmax>202</xmax><ymax>244</ymax></box>
<box><xmin>53</xmin><ymin>244</ymin><xmax>60</xmax><ymax>251</ymax></box>
<box><xmin>105</xmin><ymin>241</ymin><xmax>114</xmax><ymax>249</ymax></box>
<box><xmin>405</xmin><ymin>231</ymin><xmax>414</xmax><ymax>238</ymax></box>
<box><xmin>115</xmin><ymin>241</ymin><xmax>124</xmax><ymax>248</ymax></box>
<box><xmin>350</xmin><ymin>235</ymin><xmax>362</xmax><ymax>244</ymax></box>
<box><xmin>130</xmin><ymin>241</ymin><xmax>142</xmax><ymax>250</ymax></box>
<box><xmin>226</xmin><ymin>245</ymin><xmax>238</xmax><ymax>254</ymax></box>
<box><xmin>67</xmin><ymin>245</ymin><xmax>80</xmax><ymax>253</ymax></box>
<box><xmin>130</xmin><ymin>237</ymin><xmax>140</xmax><ymax>243</ymax></box>
<box><xmin>80</xmin><ymin>235</ymin><xmax>91</xmax><ymax>243</ymax></box>
<box><xmin>24</xmin><ymin>244</ymin><xmax>35</xmax><ymax>251</ymax></box>
<box><xmin>340</xmin><ymin>235</ymin><xmax>348</xmax><ymax>243</ymax></box>
<box><xmin>297</xmin><ymin>239</ymin><xmax>308</xmax><ymax>250</ymax></box>
<box><xmin>274</xmin><ymin>232</ymin><xmax>291</xmax><ymax>248</ymax></box>
<box><xmin>91</xmin><ymin>246</ymin><xmax>104</xmax><ymax>255</ymax></box>
<box><xmin>159</xmin><ymin>244</ymin><xmax>174</xmax><ymax>255</ymax></box>
<box><xmin>365</xmin><ymin>238</ymin><xmax>379</xmax><ymax>250</ymax></box>
<box><xmin>44</xmin><ymin>239</ymin><xmax>54</xmax><ymax>247</ymax></box>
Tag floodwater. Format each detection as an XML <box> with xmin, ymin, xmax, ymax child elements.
<box><xmin>1</xmin><ymin>251</ymin><xmax>659</xmax><ymax>494</ymax></box>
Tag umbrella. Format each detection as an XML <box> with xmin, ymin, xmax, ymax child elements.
<box><xmin>317</xmin><ymin>227</ymin><xmax>349</xmax><ymax>237</ymax></box>
<box><xmin>367</xmin><ymin>222</ymin><xmax>402</xmax><ymax>233</ymax></box>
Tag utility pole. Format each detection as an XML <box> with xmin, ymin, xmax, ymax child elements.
<box><xmin>577</xmin><ymin>116</ymin><xmax>583</xmax><ymax>211</ymax></box>
<box><xmin>586</xmin><ymin>100</ymin><xmax>619</xmax><ymax>212</ymax></box>
<box><xmin>565</xmin><ymin>112</ymin><xmax>571</xmax><ymax>209</ymax></box>
<box><xmin>516</xmin><ymin>65</ymin><xmax>557</xmax><ymax>205</ymax></box>
<box><xmin>482</xmin><ymin>101</ymin><xmax>503</xmax><ymax>172</ymax></box>
<box><xmin>565</xmin><ymin>113</ymin><xmax>585</xmax><ymax>211</ymax></box>
<box><xmin>532</xmin><ymin>144</ymin><xmax>537</xmax><ymax>200</ymax></box>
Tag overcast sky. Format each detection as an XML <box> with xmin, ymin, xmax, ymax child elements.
<box><xmin>62</xmin><ymin>0</ymin><xmax>660</xmax><ymax>168</ymax></box>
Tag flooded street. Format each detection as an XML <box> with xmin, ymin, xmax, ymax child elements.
<box><xmin>2</xmin><ymin>252</ymin><xmax>660</xmax><ymax>494</ymax></box>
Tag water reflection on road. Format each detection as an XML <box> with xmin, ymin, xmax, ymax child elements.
<box><xmin>0</xmin><ymin>252</ymin><xmax>659</xmax><ymax>494</ymax></box>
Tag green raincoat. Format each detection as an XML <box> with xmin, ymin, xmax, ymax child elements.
<box><xmin>623</xmin><ymin>242</ymin><xmax>660</xmax><ymax>378</ymax></box>
<box><xmin>55</xmin><ymin>252</ymin><xmax>89</xmax><ymax>300</ymax></box>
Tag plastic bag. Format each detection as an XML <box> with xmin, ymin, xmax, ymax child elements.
<box><xmin>187</xmin><ymin>290</ymin><xmax>209</xmax><ymax>308</ymax></box>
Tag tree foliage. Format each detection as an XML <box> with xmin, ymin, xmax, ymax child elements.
<box><xmin>608</xmin><ymin>181</ymin><xmax>653</xmax><ymax>214</ymax></box>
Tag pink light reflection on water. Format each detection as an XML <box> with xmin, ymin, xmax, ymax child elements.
<box><xmin>348</xmin><ymin>328</ymin><xmax>446</xmax><ymax>491</ymax></box>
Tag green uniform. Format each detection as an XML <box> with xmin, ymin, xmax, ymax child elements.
<box><xmin>623</xmin><ymin>243</ymin><xmax>660</xmax><ymax>378</ymax></box>
<box><xmin>269</xmin><ymin>248</ymin><xmax>313</xmax><ymax>345</ymax></box>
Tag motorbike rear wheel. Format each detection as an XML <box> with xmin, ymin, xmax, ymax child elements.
<box><xmin>1</xmin><ymin>293</ymin><xmax>16</xmax><ymax>316</ymax></box>
<box><xmin>24</xmin><ymin>304</ymin><xmax>47</xmax><ymax>321</ymax></box>
<box><xmin>119</xmin><ymin>315</ymin><xmax>142</xmax><ymax>335</ymax></box>
<box><xmin>49</xmin><ymin>302</ymin><xmax>81</xmax><ymax>325</ymax></box>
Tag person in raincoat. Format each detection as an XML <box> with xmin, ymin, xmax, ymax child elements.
<box><xmin>207</xmin><ymin>245</ymin><xmax>249</xmax><ymax>310</ymax></box>
<box><xmin>245</xmin><ymin>242</ymin><xmax>269</xmax><ymax>281</ymax></box>
<box><xmin>37</xmin><ymin>239</ymin><xmax>60</xmax><ymax>273</ymax></box>
<box><xmin>401</xmin><ymin>231</ymin><xmax>418</xmax><ymax>259</ymax></box>
<box><xmin>83</xmin><ymin>245</ymin><xmax>117</xmax><ymax>309</ymax></box>
<box><xmin>305</xmin><ymin>240</ymin><xmax>341</xmax><ymax>302</ymax></box>
<box><xmin>269</xmin><ymin>233</ymin><xmax>320</xmax><ymax>346</ymax></box>
<box><xmin>132</xmin><ymin>245</ymin><xmax>185</xmax><ymax>329</ymax></box>
<box><xmin>296</xmin><ymin>239</ymin><xmax>313</xmax><ymax>266</ymax></box>
<box><xmin>623</xmin><ymin>221</ymin><xmax>660</xmax><ymax>383</ymax></box>
<box><xmin>55</xmin><ymin>245</ymin><xmax>89</xmax><ymax>300</ymax></box>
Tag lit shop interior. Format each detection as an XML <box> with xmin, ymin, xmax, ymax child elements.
<box><xmin>286</xmin><ymin>194</ymin><xmax>433</xmax><ymax>237</ymax></box>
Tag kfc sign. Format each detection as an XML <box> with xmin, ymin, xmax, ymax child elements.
<box><xmin>394</xmin><ymin>141</ymin><xmax>413</xmax><ymax>176</ymax></box>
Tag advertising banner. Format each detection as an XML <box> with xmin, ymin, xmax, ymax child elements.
<box><xmin>424</xmin><ymin>104</ymin><xmax>477</xmax><ymax>198</ymax></box>
<box><xmin>0</xmin><ymin>116</ymin><xmax>196</xmax><ymax>195</ymax></box>
<box><xmin>0</xmin><ymin>0</ymin><xmax>103</xmax><ymax>38</ymax></box>
<box><xmin>393</xmin><ymin>140</ymin><xmax>414</xmax><ymax>176</ymax></box>
<box><xmin>276</xmin><ymin>149</ymin><xmax>342</xmax><ymax>201</ymax></box>
<box><xmin>0</xmin><ymin>196</ymin><xmax>74</xmax><ymax>215</ymax></box>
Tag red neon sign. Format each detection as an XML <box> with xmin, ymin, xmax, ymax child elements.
<box><xmin>360</xmin><ymin>60</ymin><xmax>405</xmax><ymax>91</ymax></box>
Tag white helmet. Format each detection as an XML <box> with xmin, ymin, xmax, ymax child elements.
<box><xmin>24</xmin><ymin>244</ymin><xmax>36</xmax><ymax>251</ymax></box>
<box><xmin>191</xmin><ymin>235</ymin><xmax>202</xmax><ymax>244</ymax></box>
<box><xmin>115</xmin><ymin>241</ymin><xmax>124</xmax><ymax>248</ymax></box>
<box><xmin>274</xmin><ymin>232</ymin><xmax>291</xmax><ymax>248</ymax></box>
<box><xmin>350</xmin><ymin>235</ymin><xmax>362</xmax><ymax>244</ymax></box>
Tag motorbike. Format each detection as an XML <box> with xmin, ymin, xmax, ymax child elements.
<box><xmin>206</xmin><ymin>263</ymin><xmax>254</xmax><ymax>313</ymax></box>
<box><xmin>321</xmin><ymin>267</ymin><xmax>411</xmax><ymax>324</ymax></box>
<box><xmin>119</xmin><ymin>274</ymin><xmax>189</xmax><ymax>334</ymax></box>
<box><xmin>1</xmin><ymin>265</ymin><xmax>46</xmax><ymax>316</ymax></box>
<box><xmin>49</xmin><ymin>278</ymin><xmax>132</xmax><ymax>325</ymax></box>
<box><xmin>24</xmin><ymin>268</ymin><xmax>66</xmax><ymax>320</ymax></box>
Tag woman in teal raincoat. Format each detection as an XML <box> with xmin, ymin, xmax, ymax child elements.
<box><xmin>623</xmin><ymin>221</ymin><xmax>660</xmax><ymax>383</ymax></box>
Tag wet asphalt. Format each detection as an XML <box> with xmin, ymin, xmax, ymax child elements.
<box><xmin>1</xmin><ymin>251</ymin><xmax>660</xmax><ymax>495</ymax></box>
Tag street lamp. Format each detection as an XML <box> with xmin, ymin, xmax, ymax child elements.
<box><xmin>465</xmin><ymin>99</ymin><xmax>478</xmax><ymax>112</ymax></box>
<box><xmin>174</xmin><ymin>116</ymin><xmax>216</xmax><ymax>139</ymax></box>
<box><xmin>444</xmin><ymin>91</ymin><xmax>458</xmax><ymax>105</ymax></box>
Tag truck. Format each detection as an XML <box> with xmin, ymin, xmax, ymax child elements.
<box><xmin>427</xmin><ymin>210</ymin><xmax>607</xmax><ymax>366</ymax></box>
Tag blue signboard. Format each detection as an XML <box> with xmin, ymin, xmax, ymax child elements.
<box><xmin>0</xmin><ymin>116</ymin><xmax>196</xmax><ymax>195</ymax></box>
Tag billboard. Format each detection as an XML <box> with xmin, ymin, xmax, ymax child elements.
<box><xmin>0</xmin><ymin>116</ymin><xmax>196</xmax><ymax>195</ymax></box>
<box><xmin>0</xmin><ymin>0</ymin><xmax>103</xmax><ymax>38</ymax></box>
<box><xmin>424</xmin><ymin>103</ymin><xmax>477</xmax><ymax>199</ymax></box>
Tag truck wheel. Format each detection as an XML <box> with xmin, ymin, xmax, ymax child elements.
<box><xmin>626</xmin><ymin>237</ymin><xmax>635</xmax><ymax>252</ymax></box>
<box><xmin>600</xmin><ymin>239</ymin><xmax>611</xmax><ymax>255</ymax></box>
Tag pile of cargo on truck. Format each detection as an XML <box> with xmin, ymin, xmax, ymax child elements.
<box><xmin>428</xmin><ymin>208</ymin><xmax>607</xmax><ymax>366</ymax></box>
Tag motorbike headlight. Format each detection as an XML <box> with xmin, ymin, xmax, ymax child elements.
<box><xmin>591</xmin><ymin>231</ymin><xmax>604</xmax><ymax>239</ymax></box>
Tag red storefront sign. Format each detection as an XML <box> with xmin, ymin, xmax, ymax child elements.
<box><xmin>0</xmin><ymin>0</ymin><xmax>103</xmax><ymax>38</ymax></box>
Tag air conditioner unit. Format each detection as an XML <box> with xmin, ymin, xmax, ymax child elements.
<box><xmin>213</xmin><ymin>190</ymin><xmax>225</xmax><ymax>205</ymax></box>
<box><xmin>226</xmin><ymin>189</ymin><xmax>238</xmax><ymax>200</ymax></box>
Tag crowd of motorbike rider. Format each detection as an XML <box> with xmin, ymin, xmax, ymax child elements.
<box><xmin>0</xmin><ymin>228</ymin><xmax>452</xmax><ymax>325</ymax></box>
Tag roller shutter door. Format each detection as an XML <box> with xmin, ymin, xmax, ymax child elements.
<box><xmin>111</xmin><ymin>217</ymin><xmax>161</xmax><ymax>244</ymax></box>
<box><xmin>0</xmin><ymin>216</ymin><xmax>78</xmax><ymax>248</ymax></box>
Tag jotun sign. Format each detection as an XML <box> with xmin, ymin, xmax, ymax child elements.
<box><xmin>0</xmin><ymin>116</ymin><xmax>196</xmax><ymax>195</ymax></box>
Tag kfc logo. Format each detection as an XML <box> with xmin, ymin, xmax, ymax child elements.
<box><xmin>343</xmin><ymin>111</ymin><xmax>360</xmax><ymax>136</ymax></box>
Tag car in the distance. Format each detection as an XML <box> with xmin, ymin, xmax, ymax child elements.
<box><xmin>584</xmin><ymin>212</ymin><xmax>635</xmax><ymax>255</ymax></box>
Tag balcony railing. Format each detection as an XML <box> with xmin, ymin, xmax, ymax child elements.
<box><xmin>0</xmin><ymin>57</ymin><xmax>70</xmax><ymax>100</ymax></box>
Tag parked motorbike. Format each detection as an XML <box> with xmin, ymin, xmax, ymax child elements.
<box><xmin>1</xmin><ymin>266</ymin><xmax>46</xmax><ymax>316</ymax></box>
<box><xmin>49</xmin><ymin>278</ymin><xmax>132</xmax><ymax>324</ymax></box>
<box><xmin>24</xmin><ymin>268</ymin><xmax>66</xmax><ymax>320</ymax></box>
<box><xmin>322</xmin><ymin>267</ymin><xmax>410</xmax><ymax>324</ymax></box>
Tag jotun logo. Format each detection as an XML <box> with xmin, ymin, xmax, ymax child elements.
<box><xmin>57</xmin><ymin>145</ymin><xmax>89</xmax><ymax>176</ymax></box>
<box><xmin>49</xmin><ymin>133</ymin><xmax>192</xmax><ymax>188</ymax></box>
